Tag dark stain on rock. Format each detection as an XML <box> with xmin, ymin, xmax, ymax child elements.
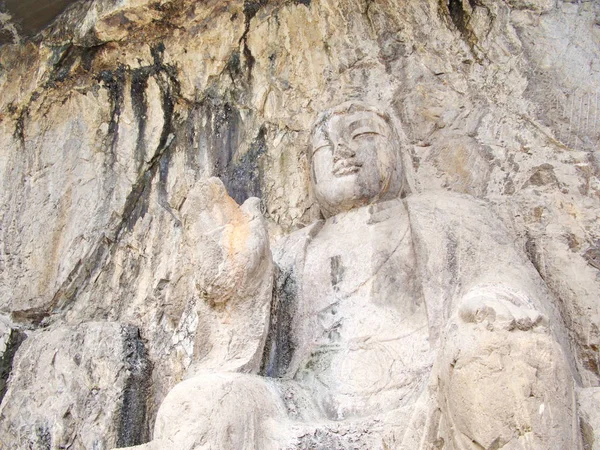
<box><xmin>329</xmin><ymin>255</ymin><xmax>345</xmax><ymax>291</ymax></box>
<box><xmin>240</xmin><ymin>0</ymin><xmax>267</xmax><ymax>76</ymax></box>
<box><xmin>580</xmin><ymin>417</ymin><xmax>595</xmax><ymax>450</ymax></box>
<box><xmin>242</xmin><ymin>36</ymin><xmax>255</xmax><ymax>77</ymax></box>
<box><xmin>47</xmin><ymin>47</ymin><xmax>81</xmax><ymax>85</ymax></box>
<box><xmin>581</xmin><ymin>340</ymin><xmax>600</xmax><ymax>380</ymax></box>
<box><xmin>583</xmin><ymin>245</ymin><xmax>600</xmax><ymax>271</ymax></box>
<box><xmin>14</xmin><ymin>105</ymin><xmax>28</xmax><ymax>143</ymax></box>
<box><xmin>130</xmin><ymin>69</ymin><xmax>150</xmax><ymax>101</ymax></box>
<box><xmin>209</xmin><ymin>101</ymin><xmax>240</xmax><ymax>174</ymax></box>
<box><xmin>80</xmin><ymin>45</ymin><xmax>103</xmax><ymax>72</ymax></box>
<box><xmin>524</xmin><ymin>233</ymin><xmax>547</xmax><ymax>280</ymax></box>
<box><xmin>116</xmin><ymin>325</ymin><xmax>152</xmax><ymax>447</ymax></box>
<box><xmin>97</xmin><ymin>43</ymin><xmax>178</xmax><ymax>167</ymax></box>
<box><xmin>0</xmin><ymin>27</ymin><xmax>14</xmax><ymax>45</ymax></box>
<box><xmin>221</xmin><ymin>124</ymin><xmax>267</xmax><ymax>204</ymax></box>
<box><xmin>186</xmin><ymin>96</ymin><xmax>241</xmax><ymax>185</ymax></box>
<box><xmin>243</xmin><ymin>0</ymin><xmax>267</xmax><ymax>26</ymax></box>
<box><xmin>226</xmin><ymin>50</ymin><xmax>242</xmax><ymax>82</ymax></box>
<box><xmin>565</xmin><ymin>233</ymin><xmax>581</xmax><ymax>252</ymax></box>
<box><xmin>0</xmin><ymin>328</ymin><xmax>25</xmax><ymax>404</ymax></box>
<box><xmin>46</xmin><ymin>45</ymin><xmax>75</xmax><ymax>85</ymax></box>
<box><xmin>38</xmin><ymin>233</ymin><xmax>115</xmax><ymax>319</ymax></box>
<box><xmin>150</xmin><ymin>43</ymin><xmax>180</xmax><ymax>152</ymax></box>
<box><xmin>181</xmin><ymin>105</ymin><xmax>202</xmax><ymax>172</ymax></box>
<box><xmin>527</xmin><ymin>163</ymin><xmax>558</xmax><ymax>187</ymax></box>
<box><xmin>447</xmin><ymin>0</ymin><xmax>469</xmax><ymax>36</ymax></box>
<box><xmin>155</xmin><ymin>143</ymin><xmax>181</xmax><ymax>227</ymax></box>
<box><xmin>294</xmin><ymin>0</ymin><xmax>311</xmax><ymax>6</ymax></box>
<box><xmin>6</xmin><ymin>102</ymin><xmax>17</xmax><ymax>115</ymax></box>
<box><xmin>439</xmin><ymin>0</ymin><xmax>484</xmax><ymax>62</ymax></box>
<box><xmin>260</xmin><ymin>265</ymin><xmax>298</xmax><ymax>378</ymax></box>
<box><xmin>122</xmin><ymin>171</ymin><xmax>153</xmax><ymax>232</ymax></box>
<box><xmin>45</xmin><ymin>44</ymin><xmax>104</xmax><ymax>88</ymax></box>
<box><xmin>97</xmin><ymin>65</ymin><xmax>126</xmax><ymax>161</ymax></box>
<box><xmin>119</xmin><ymin>153</ymin><xmax>176</xmax><ymax>236</ymax></box>
<box><xmin>34</xmin><ymin>425</ymin><xmax>52</xmax><ymax>450</ymax></box>
<box><xmin>118</xmin><ymin>144</ymin><xmax>176</xmax><ymax>234</ymax></box>
<box><xmin>104</xmin><ymin>43</ymin><xmax>180</xmax><ymax>233</ymax></box>
<box><xmin>131</xmin><ymin>66</ymin><xmax>151</xmax><ymax>170</ymax></box>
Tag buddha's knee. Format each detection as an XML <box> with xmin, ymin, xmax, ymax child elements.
<box><xmin>152</xmin><ymin>373</ymin><xmax>285</xmax><ymax>450</ymax></box>
<box><xmin>438</xmin><ymin>306</ymin><xmax>580</xmax><ymax>449</ymax></box>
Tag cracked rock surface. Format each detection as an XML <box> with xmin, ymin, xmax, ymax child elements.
<box><xmin>0</xmin><ymin>322</ymin><xmax>151</xmax><ymax>449</ymax></box>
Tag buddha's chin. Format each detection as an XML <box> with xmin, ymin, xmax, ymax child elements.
<box><xmin>316</xmin><ymin>187</ymin><xmax>383</xmax><ymax>218</ymax></box>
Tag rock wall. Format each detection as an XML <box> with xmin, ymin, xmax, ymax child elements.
<box><xmin>0</xmin><ymin>0</ymin><xmax>599</xmax><ymax>448</ymax></box>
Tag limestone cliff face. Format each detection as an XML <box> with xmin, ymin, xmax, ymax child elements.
<box><xmin>0</xmin><ymin>0</ymin><xmax>599</xmax><ymax>448</ymax></box>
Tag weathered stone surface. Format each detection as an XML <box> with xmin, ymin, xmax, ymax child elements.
<box><xmin>0</xmin><ymin>0</ymin><xmax>598</xmax><ymax>448</ymax></box>
<box><xmin>579</xmin><ymin>387</ymin><xmax>600</xmax><ymax>450</ymax></box>
<box><xmin>0</xmin><ymin>322</ymin><xmax>151</xmax><ymax>449</ymax></box>
<box><xmin>57</xmin><ymin>175</ymin><xmax>274</xmax><ymax>422</ymax></box>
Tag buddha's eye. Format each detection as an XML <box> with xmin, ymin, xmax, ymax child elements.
<box><xmin>312</xmin><ymin>143</ymin><xmax>333</xmax><ymax>155</ymax></box>
<box><xmin>352</xmin><ymin>131</ymin><xmax>380</xmax><ymax>140</ymax></box>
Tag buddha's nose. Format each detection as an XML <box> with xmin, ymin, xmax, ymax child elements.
<box><xmin>333</xmin><ymin>142</ymin><xmax>355</xmax><ymax>161</ymax></box>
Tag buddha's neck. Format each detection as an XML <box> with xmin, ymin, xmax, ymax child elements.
<box><xmin>324</xmin><ymin>197</ymin><xmax>405</xmax><ymax>226</ymax></box>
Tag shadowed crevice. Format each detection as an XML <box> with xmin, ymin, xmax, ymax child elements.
<box><xmin>260</xmin><ymin>266</ymin><xmax>299</xmax><ymax>378</ymax></box>
<box><xmin>116</xmin><ymin>325</ymin><xmax>153</xmax><ymax>447</ymax></box>
<box><xmin>0</xmin><ymin>328</ymin><xmax>25</xmax><ymax>404</ymax></box>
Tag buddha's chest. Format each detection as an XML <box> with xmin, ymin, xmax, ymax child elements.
<box><xmin>302</xmin><ymin>201</ymin><xmax>422</xmax><ymax>327</ymax></box>
<box><xmin>295</xmin><ymin>202</ymin><xmax>431</xmax><ymax>419</ymax></box>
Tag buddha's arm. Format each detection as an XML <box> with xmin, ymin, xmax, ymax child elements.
<box><xmin>406</xmin><ymin>191</ymin><xmax>564</xmax><ymax>342</ymax></box>
<box><xmin>410</xmin><ymin>192</ymin><xmax>582</xmax><ymax>450</ymax></box>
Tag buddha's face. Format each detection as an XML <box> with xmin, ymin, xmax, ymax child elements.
<box><xmin>311</xmin><ymin>108</ymin><xmax>402</xmax><ymax>217</ymax></box>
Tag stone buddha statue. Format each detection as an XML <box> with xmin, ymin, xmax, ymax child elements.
<box><xmin>118</xmin><ymin>102</ymin><xmax>582</xmax><ymax>450</ymax></box>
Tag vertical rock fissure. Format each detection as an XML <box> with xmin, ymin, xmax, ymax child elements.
<box><xmin>116</xmin><ymin>325</ymin><xmax>152</xmax><ymax>447</ymax></box>
<box><xmin>0</xmin><ymin>328</ymin><xmax>25</xmax><ymax>404</ymax></box>
<box><xmin>447</xmin><ymin>0</ymin><xmax>469</xmax><ymax>37</ymax></box>
<box><xmin>260</xmin><ymin>266</ymin><xmax>298</xmax><ymax>378</ymax></box>
<box><xmin>240</xmin><ymin>0</ymin><xmax>267</xmax><ymax>76</ymax></box>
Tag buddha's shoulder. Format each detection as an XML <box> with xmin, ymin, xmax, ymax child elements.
<box><xmin>272</xmin><ymin>221</ymin><xmax>323</xmax><ymax>270</ymax></box>
<box><xmin>405</xmin><ymin>190</ymin><xmax>490</xmax><ymax>211</ymax></box>
<box><xmin>405</xmin><ymin>190</ymin><xmax>509</xmax><ymax>237</ymax></box>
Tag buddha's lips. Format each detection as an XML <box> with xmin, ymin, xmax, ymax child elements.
<box><xmin>333</xmin><ymin>160</ymin><xmax>362</xmax><ymax>176</ymax></box>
